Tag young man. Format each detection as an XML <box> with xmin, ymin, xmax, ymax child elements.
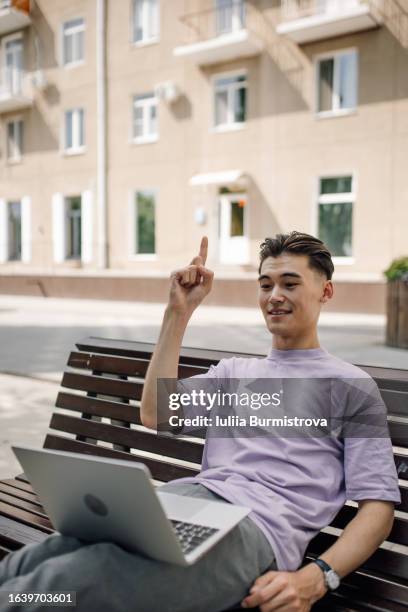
<box><xmin>0</xmin><ymin>232</ymin><xmax>400</xmax><ymax>612</ymax></box>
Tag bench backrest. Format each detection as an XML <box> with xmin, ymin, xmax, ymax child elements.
<box><xmin>43</xmin><ymin>336</ymin><xmax>408</xmax><ymax>606</ymax></box>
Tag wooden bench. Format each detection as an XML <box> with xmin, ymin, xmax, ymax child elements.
<box><xmin>0</xmin><ymin>336</ymin><xmax>407</xmax><ymax>611</ymax></box>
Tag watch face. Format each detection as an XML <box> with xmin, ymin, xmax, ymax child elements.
<box><xmin>326</xmin><ymin>570</ymin><xmax>340</xmax><ymax>590</ymax></box>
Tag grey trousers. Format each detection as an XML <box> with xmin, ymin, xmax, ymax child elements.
<box><xmin>0</xmin><ymin>482</ymin><xmax>276</xmax><ymax>612</ymax></box>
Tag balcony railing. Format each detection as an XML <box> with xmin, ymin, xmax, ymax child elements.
<box><xmin>277</xmin><ymin>0</ymin><xmax>383</xmax><ymax>43</ymax></box>
<box><xmin>174</xmin><ymin>1</ymin><xmax>264</xmax><ymax>65</ymax></box>
<box><xmin>281</xmin><ymin>0</ymin><xmax>366</xmax><ymax>21</ymax></box>
<box><xmin>181</xmin><ymin>0</ymin><xmax>246</xmax><ymax>42</ymax></box>
<box><xmin>0</xmin><ymin>0</ymin><xmax>31</xmax><ymax>35</ymax></box>
<box><xmin>0</xmin><ymin>67</ymin><xmax>33</xmax><ymax>113</ymax></box>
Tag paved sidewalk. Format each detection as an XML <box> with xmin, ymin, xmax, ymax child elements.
<box><xmin>0</xmin><ymin>295</ymin><xmax>406</xmax><ymax>380</ymax></box>
<box><xmin>0</xmin><ymin>373</ymin><xmax>58</xmax><ymax>479</ymax></box>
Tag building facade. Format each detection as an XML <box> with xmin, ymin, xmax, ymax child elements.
<box><xmin>0</xmin><ymin>0</ymin><xmax>407</xmax><ymax>311</ymax></box>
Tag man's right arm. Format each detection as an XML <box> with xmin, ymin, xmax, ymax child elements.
<box><xmin>140</xmin><ymin>237</ymin><xmax>213</xmax><ymax>430</ymax></box>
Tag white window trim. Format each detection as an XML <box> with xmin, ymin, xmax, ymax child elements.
<box><xmin>131</xmin><ymin>0</ymin><xmax>160</xmax><ymax>47</ymax></box>
<box><xmin>129</xmin><ymin>189</ymin><xmax>158</xmax><ymax>259</ymax></box>
<box><xmin>61</xmin><ymin>17</ymin><xmax>86</xmax><ymax>68</ymax></box>
<box><xmin>6</xmin><ymin>115</ymin><xmax>23</xmax><ymax>163</ymax></box>
<box><xmin>313</xmin><ymin>173</ymin><xmax>356</xmax><ymax>262</ymax></box>
<box><xmin>212</xmin><ymin>69</ymin><xmax>248</xmax><ymax>132</ymax></box>
<box><xmin>132</xmin><ymin>94</ymin><xmax>158</xmax><ymax>144</ymax></box>
<box><xmin>62</xmin><ymin>108</ymin><xmax>86</xmax><ymax>155</ymax></box>
<box><xmin>314</xmin><ymin>47</ymin><xmax>358</xmax><ymax>119</ymax></box>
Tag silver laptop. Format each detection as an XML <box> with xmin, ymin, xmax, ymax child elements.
<box><xmin>12</xmin><ymin>446</ymin><xmax>250</xmax><ymax>566</ymax></box>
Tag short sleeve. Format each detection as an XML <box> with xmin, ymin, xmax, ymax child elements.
<box><xmin>343</xmin><ymin>377</ymin><xmax>401</xmax><ymax>504</ymax></box>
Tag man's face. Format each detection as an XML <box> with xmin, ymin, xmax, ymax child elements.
<box><xmin>258</xmin><ymin>254</ymin><xmax>332</xmax><ymax>340</ymax></box>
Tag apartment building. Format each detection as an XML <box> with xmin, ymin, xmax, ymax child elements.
<box><xmin>0</xmin><ymin>0</ymin><xmax>407</xmax><ymax>312</ymax></box>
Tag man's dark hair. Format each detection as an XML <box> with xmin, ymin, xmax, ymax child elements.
<box><xmin>259</xmin><ymin>232</ymin><xmax>334</xmax><ymax>280</ymax></box>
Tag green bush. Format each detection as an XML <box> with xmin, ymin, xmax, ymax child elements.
<box><xmin>384</xmin><ymin>256</ymin><xmax>408</xmax><ymax>281</ymax></box>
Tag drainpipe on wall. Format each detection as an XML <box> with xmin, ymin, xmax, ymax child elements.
<box><xmin>96</xmin><ymin>0</ymin><xmax>108</xmax><ymax>268</ymax></box>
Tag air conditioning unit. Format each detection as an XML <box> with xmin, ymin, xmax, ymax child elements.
<box><xmin>31</xmin><ymin>69</ymin><xmax>48</xmax><ymax>91</ymax></box>
<box><xmin>154</xmin><ymin>81</ymin><xmax>181</xmax><ymax>103</ymax></box>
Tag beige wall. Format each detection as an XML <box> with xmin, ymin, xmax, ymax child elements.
<box><xmin>0</xmin><ymin>0</ymin><xmax>407</xmax><ymax>305</ymax></box>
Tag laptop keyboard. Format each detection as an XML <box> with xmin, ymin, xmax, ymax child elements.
<box><xmin>170</xmin><ymin>520</ymin><xmax>219</xmax><ymax>555</ymax></box>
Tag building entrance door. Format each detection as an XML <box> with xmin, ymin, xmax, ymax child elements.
<box><xmin>218</xmin><ymin>193</ymin><xmax>249</xmax><ymax>264</ymax></box>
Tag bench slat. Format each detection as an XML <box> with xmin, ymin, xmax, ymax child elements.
<box><xmin>380</xmin><ymin>389</ymin><xmax>408</xmax><ymax>417</ymax></box>
<box><xmin>76</xmin><ymin>337</ymin><xmax>247</xmax><ymax>367</ymax></box>
<box><xmin>67</xmin><ymin>351</ymin><xmax>206</xmax><ymax>379</ymax></box>
<box><xmin>0</xmin><ymin>482</ymin><xmax>41</xmax><ymax>505</ymax></box>
<box><xmin>388</xmin><ymin>421</ymin><xmax>408</xmax><ymax>448</ymax></box>
<box><xmin>48</xmin><ymin>414</ymin><xmax>204</xmax><ymax>464</ymax></box>
<box><xmin>2</xmin><ymin>478</ymin><xmax>37</xmax><ymax>496</ymax></box>
<box><xmin>0</xmin><ymin>491</ymin><xmax>46</xmax><ymax>518</ymax></box>
<box><xmin>56</xmin><ymin>391</ymin><xmax>142</xmax><ymax>425</ymax></box>
<box><xmin>61</xmin><ymin>372</ymin><xmax>143</xmax><ymax>401</ymax></box>
<box><xmin>308</xmin><ymin>564</ymin><xmax>408</xmax><ymax>610</ymax></box>
<box><xmin>0</xmin><ymin>515</ymin><xmax>50</xmax><ymax>547</ymax></box>
<box><xmin>0</xmin><ymin>502</ymin><xmax>54</xmax><ymax>533</ymax></box>
<box><xmin>43</xmin><ymin>434</ymin><xmax>199</xmax><ymax>480</ymax></box>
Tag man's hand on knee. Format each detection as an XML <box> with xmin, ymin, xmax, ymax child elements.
<box><xmin>240</xmin><ymin>565</ymin><xmax>327</xmax><ymax>611</ymax></box>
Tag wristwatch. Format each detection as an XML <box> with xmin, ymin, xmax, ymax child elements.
<box><xmin>312</xmin><ymin>558</ymin><xmax>341</xmax><ymax>591</ymax></box>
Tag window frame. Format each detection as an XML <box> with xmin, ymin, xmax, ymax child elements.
<box><xmin>314</xmin><ymin>48</ymin><xmax>358</xmax><ymax>119</ymax></box>
<box><xmin>132</xmin><ymin>93</ymin><xmax>159</xmax><ymax>144</ymax></box>
<box><xmin>131</xmin><ymin>0</ymin><xmax>160</xmax><ymax>47</ymax></box>
<box><xmin>6</xmin><ymin>116</ymin><xmax>23</xmax><ymax>163</ymax></box>
<box><xmin>61</xmin><ymin>17</ymin><xmax>86</xmax><ymax>68</ymax></box>
<box><xmin>129</xmin><ymin>188</ymin><xmax>158</xmax><ymax>260</ymax></box>
<box><xmin>63</xmin><ymin>107</ymin><xmax>86</xmax><ymax>155</ymax></box>
<box><xmin>212</xmin><ymin>69</ymin><xmax>248</xmax><ymax>133</ymax></box>
<box><xmin>314</xmin><ymin>173</ymin><xmax>356</xmax><ymax>264</ymax></box>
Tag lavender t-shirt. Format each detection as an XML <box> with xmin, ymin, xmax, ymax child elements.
<box><xmin>171</xmin><ymin>348</ymin><xmax>401</xmax><ymax>571</ymax></box>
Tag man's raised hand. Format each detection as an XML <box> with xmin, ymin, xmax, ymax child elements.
<box><xmin>169</xmin><ymin>237</ymin><xmax>214</xmax><ymax>315</ymax></box>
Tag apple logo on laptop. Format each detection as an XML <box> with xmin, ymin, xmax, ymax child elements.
<box><xmin>84</xmin><ymin>493</ymin><xmax>108</xmax><ymax>517</ymax></box>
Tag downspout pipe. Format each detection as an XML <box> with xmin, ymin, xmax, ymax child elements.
<box><xmin>96</xmin><ymin>0</ymin><xmax>108</xmax><ymax>268</ymax></box>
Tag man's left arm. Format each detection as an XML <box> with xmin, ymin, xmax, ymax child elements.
<box><xmin>241</xmin><ymin>499</ymin><xmax>395</xmax><ymax>611</ymax></box>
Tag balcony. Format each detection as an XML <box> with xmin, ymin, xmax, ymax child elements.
<box><xmin>0</xmin><ymin>0</ymin><xmax>31</xmax><ymax>36</ymax></box>
<box><xmin>0</xmin><ymin>67</ymin><xmax>33</xmax><ymax>113</ymax></box>
<box><xmin>276</xmin><ymin>0</ymin><xmax>383</xmax><ymax>44</ymax></box>
<box><xmin>174</xmin><ymin>1</ymin><xmax>264</xmax><ymax>66</ymax></box>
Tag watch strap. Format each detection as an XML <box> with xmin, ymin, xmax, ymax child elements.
<box><xmin>312</xmin><ymin>558</ymin><xmax>333</xmax><ymax>574</ymax></box>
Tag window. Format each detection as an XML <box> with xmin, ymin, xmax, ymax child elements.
<box><xmin>3</xmin><ymin>35</ymin><xmax>23</xmax><ymax>95</ymax></box>
<box><xmin>134</xmin><ymin>190</ymin><xmax>156</xmax><ymax>255</ymax></box>
<box><xmin>214</xmin><ymin>73</ymin><xmax>247</xmax><ymax>129</ymax></box>
<box><xmin>216</xmin><ymin>0</ymin><xmax>245</xmax><ymax>35</ymax></box>
<box><xmin>64</xmin><ymin>108</ymin><xmax>85</xmax><ymax>153</ymax></box>
<box><xmin>62</xmin><ymin>18</ymin><xmax>85</xmax><ymax>66</ymax></box>
<box><xmin>132</xmin><ymin>0</ymin><xmax>159</xmax><ymax>44</ymax></box>
<box><xmin>317</xmin><ymin>176</ymin><xmax>354</xmax><ymax>258</ymax></box>
<box><xmin>132</xmin><ymin>94</ymin><xmax>158</xmax><ymax>143</ymax></box>
<box><xmin>7</xmin><ymin>119</ymin><xmax>23</xmax><ymax>161</ymax></box>
<box><xmin>317</xmin><ymin>50</ymin><xmax>357</xmax><ymax>115</ymax></box>
<box><xmin>65</xmin><ymin>196</ymin><xmax>82</xmax><ymax>259</ymax></box>
<box><xmin>7</xmin><ymin>201</ymin><xmax>22</xmax><ymax>261</ymax></box>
